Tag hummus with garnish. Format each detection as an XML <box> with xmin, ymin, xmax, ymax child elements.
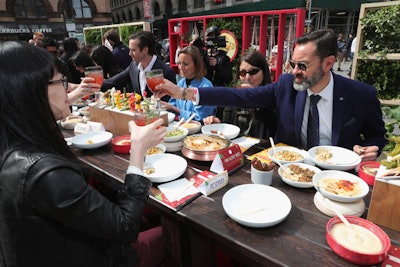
<box><xmin>318</xmin><ymin>178</ymin><xmax>362</xmax><ymax>196</ymax></box>
<box><xmin>331</xmin><ymin>223</ymin><xmax>383</xmax><ymax>254</ymax></box>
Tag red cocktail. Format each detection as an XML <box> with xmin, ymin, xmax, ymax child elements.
<box><xmin>133</xmin><ymin>109</ymin><xmax>160</xmax><ymax>126</ymax></box>
<box><xmin>145</xmin><ymin>69</ymin><xmax>164</xmax><ymax>94</ymax></box>
<box><xmin>84</xmin><ymin>66</ymin><xmax>104</xmax><ymax>86</ymax></box>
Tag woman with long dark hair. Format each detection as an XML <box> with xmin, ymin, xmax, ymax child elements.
<box><xmin>91</xmin><ymin>45</ymin><xmax>122</xmax><ymax>78</ymax></box>
<box><xmin>0</xmin><ymin>41</ymin><xmax>166</xmax><ymax>267</ymax></box>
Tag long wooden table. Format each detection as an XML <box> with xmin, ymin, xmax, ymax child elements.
<box><xmin>63</xmin><ymin>130</ymin><xmax>400</xmax><ymax>267</ymax></box>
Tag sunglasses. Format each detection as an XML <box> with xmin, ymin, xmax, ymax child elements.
<box><xmin>49</xmin><ymin>76</ymin><xmax>69</xmax><ymax>91</ymax></box>
<box><xmin>288</xmin><ymin>60</ymin><xmax>319</xmax><ymax>71</ymax></box>
<box><xmin>239</xmin><ymin>68</ymin><xmax>261</xmax><ymax>77</ymax></box>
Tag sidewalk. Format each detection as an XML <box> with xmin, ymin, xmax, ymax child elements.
<box><xmin>333</xmin><ymin>60</ymin><xmax>352</xmax><ymax>78</ymax></box>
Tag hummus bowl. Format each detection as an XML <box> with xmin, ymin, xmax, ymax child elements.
<box><xmin>181</xmin><ymin>133</ymin><xmax>230</xmax><ymax>161</ymax></box>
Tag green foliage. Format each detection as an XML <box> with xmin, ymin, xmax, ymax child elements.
<box><xmin>119</xmin><ymin>25</ymin><xmax>142</xmax><ymax>45</ymax></box>
<box><xmin>360</xmin><ymin>4</ymin><xmax>400</xmax><ymax>55</ymax></box>
<box><xmin>356</xmin><ymin>4</ymin><xmax>400</xmax><ymax>99</ymax></box>
<box><xmin>84</xmin><ymin>29</ymin><xmax>102</xmax><ymax>46</ymax></box>
<box><xmin>356</xmin><ymin>60</ymin><xmax>400</xmax><ymax>100</ymax></box>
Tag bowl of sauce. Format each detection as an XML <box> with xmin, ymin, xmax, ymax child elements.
<box><xmin>326</xmin><ymin>216</ymin><xmax>391</xmax><ymax>265</ymax></box>
<box><xmin>358</xmin><ymin>161</ymin><xmax>380</xmax><ymax>186</ymax></box>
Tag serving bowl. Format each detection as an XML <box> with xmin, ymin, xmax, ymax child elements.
<box><xmin>60</xmin><ymin>116</ymin><xmax>84</xmax><ymax>130</ymax></box>
<box><xmin>313</xmin><ymin>170</ymin><xmax>369</xmax><ymax>203</ymax></box>
<box><xmin>164</xmin><ymin>126</ymin><xmax>189</xmax><ymax>143</ymax></box>
<box><xmin>180</xmin><ymin>121</ymin><xmax>202</xmax><ymax>135</ymax></box>
<box><xmin>267</xmin><ymin>146</ymin><xmax>306</xmax><ymax>165</ymax></box>
<box><xmin>112</xmin><ymin>135</ymin><xmax>131</xmax><ymax>154</ymax></box>
<box><xmin>181</xmin><ymin>133</ymin><xmax>230</xmax><ymax>161</ymax></box>
<box><xmin>358</xmin><ymin>161</ymin><xmax>380</xmax><ymax>186</ymax></box>
<box><xmin>278</xmin><ymin>163</ymin><xmax>321</xmax><ymax>188</ymax></box>
<box><xmin>326</xmin><ymin>216</ymin><xmax>391</xmax><ymax>265</ymax></box>
<box><xmin>201</xmin><ymin>123</ymin><xmax>240</xmax><ymax>139</ymax></box>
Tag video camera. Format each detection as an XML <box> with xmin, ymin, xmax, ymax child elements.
<box><xmin>205</xmin><ymin>35</ymin><xmax>226</xmax><ymax>50</ymax></box>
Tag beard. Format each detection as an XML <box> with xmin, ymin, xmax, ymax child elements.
<box><xmin>292</xmin><ymin>66</ymin><xmax>324</xmax><ymax>91</ymax></box>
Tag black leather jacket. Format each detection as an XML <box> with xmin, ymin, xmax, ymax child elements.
<box><xmin>0</xmin><ymin>148</ymin><xmax>152</xmax><ymax>267</ymax></box>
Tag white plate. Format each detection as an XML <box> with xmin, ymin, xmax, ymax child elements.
<box><xmin>313</xmin><ymin>170</ymin><xmax>369</xmax><ymax>203</ymax></box>
<box><xmin>222</xmin><ymin>184</ymin><xmax>291</xmax><ymax>228</ymax></box>
<box><xmin>71</xmin><ymin>131</ymin><xmax>112</xmax><ymax>149</ymax></box>
<box><xmin>308</xmin><ymin>146</ymin><xmax>361</xmax><ymax>171</ymax></box>
<box><xmin>201</xmin><ymin>123</ymin><xmax>240</xmax><ymax>139</ymax></box>
<box><xmin>278</xmin><ymin>163</ymin><xmax>321</xmax><ymax>188</ymax></box>
<box><xmin>313</xmin><ymin>192</ymin><xmax>365</xmax><ymax>217</ymax></box>
<box><xmin>164</xmin><ymin>126</ymin><xmax>189</xmax><ymax>143</ymax></box>
<box><xmin>267</xmin><ymin>146</ymin><xmax>306</xmax><ymax>165</ymax></box>
<box><xmin>144</xmin><ymin>154</ymin><xmax>187</xmax><ymax>183</ymax></box>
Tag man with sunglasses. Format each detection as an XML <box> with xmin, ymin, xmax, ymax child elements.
<box><xmin>157</xmin><ymin>29</ymin><xmax>387</xmax><ymax>161</ymax></box>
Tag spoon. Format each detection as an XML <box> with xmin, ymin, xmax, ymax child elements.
<box><xmin>180</xmin><ymin>113</ymin><xmax>196</xmax><ymax>128</ymax></box>
<box><xmin>315</xmin><ymin>186</ymin><xmax>352</xmax><ymax>228</ymax></box>
<box><xmin>269</xmin><ymin>137</ymin><xmax>290</xmax><ymax>175</ymax></box>
<box><xmin>172</xmin><ymin>117</ymin><xmax>185</xmax><ymax>130</ymax></box>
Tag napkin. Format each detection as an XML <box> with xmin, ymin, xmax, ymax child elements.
<box><xmin>158</xmin><ymin>178</ymin><xmax>198</xmax><ymax>202</ymax></box>
<box><xmin>231</xmin><ymin>136</ymin><xmax>260</xmax><ymax>152</ymax></box>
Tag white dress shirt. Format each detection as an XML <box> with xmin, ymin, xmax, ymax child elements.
<box><xmin>138</xmin><ymin>55</ymin><xmax>157</xmax><ymax>96</ymax></box>
<box><xmin>301</xmin><ymin>72</ymin><xmax>334</xmax><ymax>148</ymax></box>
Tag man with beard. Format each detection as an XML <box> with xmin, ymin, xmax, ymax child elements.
<box><xmin>155</xmin><ymin>29</ymin><xmax>387</xmax><ymax>162</ymax></box>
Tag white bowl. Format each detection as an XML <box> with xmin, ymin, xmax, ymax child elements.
<box><xmin>60</xmin><ymin>116</ymin><xmax>84</xmax><ymax>130</ymax></box>
<box><xmin>201</xmin><ymin>123</ymin><xmax>240</xmax><ymax>139</ymax></box>
<box><xmin>143</xmin><ymin>154</ymin><xmax>187</xmax><ymax>183</ymax></box>
<box><xmin>164</xmin><ymin>126</ymin><xmax>189</xmax><ymax>143</ymax></box>
<box><xmin>71</xmin><ymin>131</ymin><xmax>113</xmax><ymax>149</ymax></box>
<box><xmin>313</xmin><ymin>170</ymin><xmax>369</xmax><ymax>203</ymax></box>
<box><xmin>180</xmin><ymin>121</ymin><xmax>202</xmax><ymax>135</ymax></box>
<box><xmin>278</xmin><ymin>163</ymin><xmax>321</xmax><ymax>188</ymax></box>
<box><xmin>308</xmin><ymin>146</ymin><xmax>361</xmax><ymax>171</ymax></box>
<box><xmin>167</xmin><ymin>112</ymin><xmax>175</xmax><ymax>122</ymax></box>
<box><xmin>146</xmin><ymin>144</ymin><xmax>166</xmax><ymax>155</ymax></box>
<box><xmin>267</xmin><ymin>146</ymin><xmax>306</xmax><ymax>165</ymax></box>
<box><xmin>162</xmin><ymin>140</ymin><xmax>183</xmax><ymax>152</ymax></box>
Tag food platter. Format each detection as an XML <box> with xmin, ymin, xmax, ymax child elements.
<box><xmin>308</xmin><ymin>146</ymin><xmax>361</xmax><ymax>171</ymax></box>
<box><xmin>222</xmin><ymin>184</ymin><xmax>291</xmax><ymax>228</ymax></box>
<box><xmin>313</xmin><ymin>170</ymin><xmax>369</xmax><ymax>203</ymax></box>
<box><xmin>181</xmin><ymin>133</ymin><xmax>230</xmax><ymax>161</ymax></box>
<box><xmin>143</xmin><ymin>154</ymin><xmax>187</xmax><ymax>183</ymax></box>
<box><xmin>71</xmin><ymin>131</ymin><xmax>113</xmax><ymax>149</ymax></box>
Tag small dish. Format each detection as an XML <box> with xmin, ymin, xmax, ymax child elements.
<box><xmin>146</xmin><ymin>144</ymin><xmax>166</xmax><ymax>155</ymax></box>
<box><xmin>278</xmin><ymin>163</ymin><xmax>321</xmax><ymax>188</ymax></box>
<box><xmin>164</xmin><ymin>126</ymin><xmax>189</xmax><ymax>143</ymax></box>
<box><xmin>180</xmin><ymin>121</ymin><xmax>202</xmax><ymax>135</ymax></box>
<box><xmin>358</xmin><ymin>161</ymin><xmax>380</xmax><ymax>186</ymax></box>
<box><xmin>313</xmin><ymin>170</ymin><xmax>369</xmax><ymax>203</ymax></box>
<box><xmin>201</xmin><ymin>123</ymin><xmax>240</xmax><ymax>139</ymax></box>
<box><xmin>162</xmin><ymin>140</ymin><xmax>183</xmax><ymax>152</ymax></box>
<box><xmin>60</xmin><ymin>116</ymin><xmax>84</xmax><ymax>130</ymax></box>
<box><xmin>143</xmin><ymin>154</ymin><xmax>187</xmax><ymax>183</ymax></box>
<box><xmin>112</xmin><ymin>135</ymin><xmax>131</xmax><ymax>154</ymax></box>
<box><xmin>267</xmin><ymin>146</ymin><xmax>305</xmax><ymax>165</ymax></box>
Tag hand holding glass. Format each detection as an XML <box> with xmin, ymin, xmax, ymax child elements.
<box><xmin>84</xmin><ymin>66</ymin><xmax>104</xmax><ymax>86</ymax></box>
<box><xmin>145</xmin><ymin>69</ymin><xmax>164</xmax><ymax>95</ymax></box>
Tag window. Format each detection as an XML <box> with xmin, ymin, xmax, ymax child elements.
<box><xmin>15</xmin><ymin>0</ymin><xmax>47</xmax><ymax>18</ymax></box>
<box><xmin>64</xmin><ymin>0</ymin><xmax>92</xmax><ymax>19</ymax></box>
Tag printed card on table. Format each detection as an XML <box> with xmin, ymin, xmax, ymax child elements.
<box><xmin>210</xmin><ymin>144</ymin><xmax>243</xmax><ymax>173</ymax></box>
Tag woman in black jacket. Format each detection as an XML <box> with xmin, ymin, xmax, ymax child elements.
<box><xmin>0</xmin><ymin>41</ymin><xmax>166</xmax><ymax>267</ymax></box>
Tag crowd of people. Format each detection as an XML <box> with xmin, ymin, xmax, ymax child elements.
<box><xmin>0</xmin><ymin>27</ymin><xmax>387</xmax><ymax>266</ymax></box>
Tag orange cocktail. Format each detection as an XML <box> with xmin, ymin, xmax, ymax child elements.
<box><xmin>84</xmin><ymin>66</ymin><xmax>104</xmax><ymax>86</ymax></box>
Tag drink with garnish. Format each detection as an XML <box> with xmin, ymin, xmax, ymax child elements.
<box><xmin>84</xmin><ymin>66</ymin><xmax>104</xmax><ymax>86</ymax></box>
<box><xmin>133</xmin><ymin>109</ymin><xmax>160</xmax><ymax>126</ymax></box>
<box><xmin>145</xmin><ymin>69</ymin><xmax>163</xmax><ymax>94</ymax></box>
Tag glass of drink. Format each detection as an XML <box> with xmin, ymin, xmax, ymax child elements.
<box><xmin>133</xmin><ymin>109</ymin><xmax>161</xmax><ymax>126</ymax></box>
<box><xmin>84</xmin><ymin>66</ymin><xmax>104</xmax><ymax>86</ymax></box>
<box><xmin>145</xmin><ymin>69</ymin><xmax>164</xmax><ymax>93</ymax></box>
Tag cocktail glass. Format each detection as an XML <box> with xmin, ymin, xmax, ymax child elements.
<box><xmin>84</xmin><ymin>66</ymin><xmax>104</xmax><ymax>86</ymax></box>
<box><xmin>133</xmin><ymin>109</ymin><xmax>161</xmax><ymax>126</ymax></box>
<box><xmin>145</xmin><ymin>69</ymin><xmax>164</xmax><ymax>108</ymax></box>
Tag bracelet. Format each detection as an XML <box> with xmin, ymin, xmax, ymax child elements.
<box><xmin>181</xmin><ymin>87</ymin><xmax>187</xmax><ymax>100</ymax></box>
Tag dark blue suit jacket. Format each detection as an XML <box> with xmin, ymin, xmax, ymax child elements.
<box><xmin>101</xmin><ymin>59</ymin><xmax>176</xmax><ymax>101</ymax></box>
<box><xmin>199</xmin><ymin>73</ymin><xmax>387</xmax><ymax>153</ymax></box>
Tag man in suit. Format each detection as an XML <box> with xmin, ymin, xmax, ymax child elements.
<box><xmin>101</xmin><ymin>31</ymin><xmax>176</xmax><ymax>102</ymax></box>
<box><xmin>157</xmin><ymin>29</ymin><xmax>387</xmax><ymax>161</ymax></box>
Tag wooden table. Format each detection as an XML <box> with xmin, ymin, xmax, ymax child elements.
<box><xmin>63</xmin><ymin>130</ymin><xmax>400</xmax><ymax>267</ymax></box>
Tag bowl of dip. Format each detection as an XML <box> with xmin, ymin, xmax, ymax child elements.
<box><xmin>326</xmin><ymin>216</ymin><xmax>391</xmax><ymax>265</ymax></box>
<box><xmin>181</xmin><ymin>121</ymin><xmax>201</xmax><ymax>135</ymax></box>
<box><xmin>112</xmin><ymin>135</ymin><xmax>131</xmax><ymax>154</ymax></box>
<box><xmin>358</xmin><ymin>161</ymin><xmax>380</xmax><ymax>186</ymax></box>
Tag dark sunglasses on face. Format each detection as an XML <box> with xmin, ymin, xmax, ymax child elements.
<box><xmin>288</xmin><ymin>60</ymin><xmax>318</xmax><ymax>71</ymax></box>
<box><xmin>49</xmin><ymin>77</ymin><xmax>69</xmax><ymax>91</ymax></box>
<box><xmin>239</xmin><ymin>68</ymin><xmax>261</xmax><ymax>77</ymax></box>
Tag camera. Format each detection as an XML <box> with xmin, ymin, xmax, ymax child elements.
<box><xmin>205</xmin><ymin>36</ymin><xmax>226</xmax><ymax>50</ymax></box>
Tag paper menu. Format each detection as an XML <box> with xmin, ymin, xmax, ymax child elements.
<box><xmin>231</xmin><ymin>136</ymin><xmax>260</xmax><ymax>152</ymax></box>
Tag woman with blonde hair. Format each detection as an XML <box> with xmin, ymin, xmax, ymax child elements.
<box><xmin>161</xmin><ymin>45</ymin><xmax>216</xmax><ymax>122</ymax></box>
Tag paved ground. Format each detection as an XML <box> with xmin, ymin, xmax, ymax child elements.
<box><xmin>332</xmin><ymin>60</ymin><xmax>352</xmax><ymax>78</ymax></box>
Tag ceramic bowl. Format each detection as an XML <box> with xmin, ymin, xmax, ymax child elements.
<box><xmin>112</xmin><ymin>135</ymin><xmax>131</xmax><ymax>154</ymax></box>
<box><xmin>60</xmin><ymin>116</ymin><xmax>84</xmax><ymax>130</ymax></box>
<box><xmin>267</xmin><ymin>146</ymin><xmax>306</xmax><ymax>165</ymax></box>
<box><xmin>164</xmin><ymin>126</ymin><xmax>189</xmax><ymax>143</ymax></box>
<box><xmin>358</xmin><ymin>161</ymin><xmax>380</xmax><ymax>186</ymax></box>
<box><xmin>201</xmin><ymin>123</ymin><xmax>240</xmax><ymax>139</ymax></box>
<box><xmin>180</xmin><ymin>121</ymin><xmax>202</xmax><ymax>135</ymax></box>
<box><xmin>326</xmin><ymin>216</ymin><xmax>391</xmax><ymax>265</ymax></box>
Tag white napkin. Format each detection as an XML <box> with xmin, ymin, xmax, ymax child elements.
<box><xmin>158</xmin><ymin>178</ymin><xmax>198</xmax><ymax>202</ymax></box>
<box><xmin>231</xmin><ymin>136</ymin><xmax>260</xmax><ymax>149</ymax></box>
